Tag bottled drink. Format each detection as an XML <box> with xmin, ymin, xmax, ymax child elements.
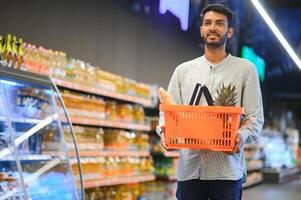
<box><xmin>3</xmin><ymin>34</ymin><xmax>13</xmax><ymax>66</ymax></box>
<box><xmin>11</xmin><ymin>35</ymin><xmax>18</xmax><ymax>67</ymax></box>
<box><xmin>0</xmin><ymin>35</ymin><xmax>3</xmax><ymax>61</ymax></box>
<box><xmin>16</xmin><ymin>38</ymin><xmax>24</xmax><ymax>69</ymax></box>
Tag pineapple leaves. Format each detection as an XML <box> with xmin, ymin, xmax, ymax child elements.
<box><xmin>214</xmin><ymin>83</ymin><xmax>238</xmax><ymax>106</ymax></box>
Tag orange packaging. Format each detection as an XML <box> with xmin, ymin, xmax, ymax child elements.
<box><xmin>160</xmin><ymin>104</ymin><xmax>244</xmax><ymax>151</ymax></box>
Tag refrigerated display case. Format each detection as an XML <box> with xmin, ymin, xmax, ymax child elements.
<box><xmin>260</xmin><ymin>129</ymin><xmax>300</xmax><ymax>183</ymax></box>
<box><xmin>0</xmin><ymin>64</ymin><xmax>84</xmax><ymax>200</ymax></box>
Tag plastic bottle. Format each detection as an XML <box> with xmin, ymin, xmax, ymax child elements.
<box><xmin>0</xmin><ymin>35</ymin><xmax>3</xmax><ymax>61</ymax></box>
<box><xmin>3</xmin><ymin>34</ymin><xmax>13</xmax><ymax>66</ymax></box>
<box><xmin>16</xmin><ymin>38</ymin><xmax>24</xmax><ymax>69</ymax></box>
<box><xmin>11</xmin><ymin>36</ymin><xmax>18</xmax><ymax>67</ymax></box>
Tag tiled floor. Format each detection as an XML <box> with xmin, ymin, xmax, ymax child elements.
<box><xmin>242</xmin><ymin>176</ymin><xmax>301</xmax><ymax>200</ymax></box>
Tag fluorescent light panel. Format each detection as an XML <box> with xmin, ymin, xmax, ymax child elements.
<box><xmin>250</xmin><ymin>0</ymin><xmax>301</xmax><ymax>70</ymax></box>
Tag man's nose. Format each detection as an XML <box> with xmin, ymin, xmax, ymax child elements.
<box><xmin>209</xmin><ymin>23</ymin><xmax>218</xmax><ymax>30</ymax></box>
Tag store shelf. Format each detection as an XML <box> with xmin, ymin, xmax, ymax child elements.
<box><xmin>0</xmin><ymin>116</ymin><xmax>43</xmax><ymax>124</ymax></box>
<box><xmin>53</xmin><ymin>78</ymin><xmax>152</xmax><ymax>107</ymax></box>
<box><xmin>263</xmin><ymin>167</ymin><xmax>301</xmax><ymax>183</ymax></box>
<box><xmin>69</xmin><ymin>117</ymin><xmax>151</xmax><ymax>131</ymax></box>
<box><xmin>0</xmin><ymin>155</ymin><xmax>52</xmax><ymax>161</ymax></box>
<box><xmin>83</xmin><ymin>174</ymin><xmax>155</xmax><ymax>188</ymax></box>
<box><xmin>44</xmin><ymin>150</ymin><xmax>150</xmax><ymax>157</ymax></box>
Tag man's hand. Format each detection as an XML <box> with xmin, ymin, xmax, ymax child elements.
<box><xmin>157</xmin><ymin>125</ymin><xmax>174</xmax><ymax>151</ymax></box>
<box><xmin>223</xmin><ymin>133</ymin><xmax>243</xmax><ymax>155</ymax></box>
<box><xmin>159</xmin><ymin>126</ymin><xmax>168</xmax><ymax>150</ymax></box>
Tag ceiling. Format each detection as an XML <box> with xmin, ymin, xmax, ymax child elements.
<box><xmin>265</xmin><ymin>0</ymin><xmax>301</xmax><ymax>8</ymax></box>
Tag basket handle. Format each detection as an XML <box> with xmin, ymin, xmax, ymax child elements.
<box><xmin>189</xmin><ymin>83</ymin><xmax>214</xmax><ymax>106</ymax></box>
<box><xmin>189</xmin><ymin>83</ymin><xmax>201</xmax><ymax>105</ymax></box>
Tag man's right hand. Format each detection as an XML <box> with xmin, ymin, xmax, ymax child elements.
<box><xmin>158</xmin><ymin>126</ymin><xmax>172</xmax><ymax>151</ymax></box>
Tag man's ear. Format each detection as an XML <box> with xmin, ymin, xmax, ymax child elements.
<box><xmin>227</xmin><ymin>27</ymin><xmax>234</xmax><ymax>39</ymax></box>
<box><xmin>200</xmin><ymin>26</ymin><xmax>203</xmax><ymax>37</ymax></box>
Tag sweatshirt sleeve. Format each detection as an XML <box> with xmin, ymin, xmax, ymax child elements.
<box><xmin>239</xmin><ymin>64</ymin><xmax>264</xmax><ymax>144</ymax></box>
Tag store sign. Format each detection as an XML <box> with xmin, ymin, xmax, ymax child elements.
<box><xmin>159</xmin><ymin>0</ymin><xmax>190</xmax><ymax>31</ymax></box>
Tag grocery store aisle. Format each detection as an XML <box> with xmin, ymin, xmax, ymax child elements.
<box><xmin>242</xmin><ymin>176</ymin><xmax>301</xmax><ymax>200</ymax></box>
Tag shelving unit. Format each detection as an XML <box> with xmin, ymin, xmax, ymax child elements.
<box><xmin>243</xmin><ymin>143</ymin><xmax>264</xmax><ymax>188</ymax></box>
<box><xmin>146</xmin><ymin>114</ymin><xmax>179</xmax><ymax>184</ymax></box>
<box><xmin>0</xmin><ymin>38</ymin><xmax>158</xmax><ymax>198</ymax></box>
<box><xmin>263</xmin><ymin>167</ymin><xmax>300</xmax><ymax>183</ymax></box>
<box><xmin>50</xmin><ymin>71</ymin><xmax>156</xmax><ymax>192</ymax></box>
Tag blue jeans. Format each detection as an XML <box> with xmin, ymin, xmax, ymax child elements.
<box><xmin>176</xmin><ymin>179</ymin><xmax>242</xmax><ymax>200</ymax></box>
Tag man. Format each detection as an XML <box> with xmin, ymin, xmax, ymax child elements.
<box><xmin>157</xmin><ymin>4</ymin><xmax>264</xmax><ymax>200</ymax></box>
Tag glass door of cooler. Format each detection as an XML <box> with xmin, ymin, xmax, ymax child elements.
<box><xmin>0</xmin><ymin>88</ymin><xmax>26</xmax><ymax>199</ymax></box>
<box><xmin>0</xmin><ymin>66</ymin><xmax>83</xmax><ymax>200</ymax></box>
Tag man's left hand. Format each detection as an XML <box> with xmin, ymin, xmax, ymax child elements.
<box><xmin>223</xmin><ymin>133</ymin><xmax>243</xmax><ymax>155</ymax></box>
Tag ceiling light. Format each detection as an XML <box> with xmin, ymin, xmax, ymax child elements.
<box><xmin>250</xmin><ymin>0</ymin><xmax>301</xmax><ymax>70</ymax></box>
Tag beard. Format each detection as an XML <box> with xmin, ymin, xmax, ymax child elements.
<box><xmin>202</xmin><ymin>32</ymin><xmax>228</xmax><ymax>47</ymax></box>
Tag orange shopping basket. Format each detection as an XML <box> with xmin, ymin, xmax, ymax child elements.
<box><xmin>160</xmin><ymin>83</ymin><xmax>244</xmax><ymax>151</ymax></box>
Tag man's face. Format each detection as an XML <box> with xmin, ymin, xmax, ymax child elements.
<box><xmin>200</xmin><ymin>11</ymin><xmax>233</xmax><ymax>47</ymax></box>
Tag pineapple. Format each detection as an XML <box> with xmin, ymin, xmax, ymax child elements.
<box><xmin>214</xmin><ymin>83</ymin><xmax>237</xmax><ymax>106</ymax></box>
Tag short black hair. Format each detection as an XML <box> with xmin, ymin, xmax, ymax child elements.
<box><xmin>200</xmin><ymin>4</ymin><xmax>234</xmax><ymax>27</ymax></box>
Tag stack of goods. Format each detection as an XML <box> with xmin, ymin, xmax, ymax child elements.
<box><xmin>85</xmin><ymin>183</ymin><xmax>141</xmax><ymax>200</ymax></box>
<box><xmin>41</xmin><ymin>126</ymin><xmax>63</xmax><ymax>152</ymax></box>
<box><xmin>5</xmin><ymin>86</ymin><xmax>52</xmax><ymax>119</ymax></box>
<box><xmin>286</xmin><ymin>128</ymin><xmax>299</xmax><ymax>167</ymax></box>
<box><xmin>103</xmin><ymin>129</ymin><xmax>149</xmax><ymax>151</ymax></box>
<box><xmin>84</xmin><ymin>181</ymin><xmax>177</xmax><ymax>200</ymax></box>
<box><xmin>62</xmin><ymin>126</ymin><xmax>150</xmax><ymax>152</ymax></box>
<box><xmin>71</xmin><ymin>156</ymin><xmax>154</xmax><ymax>183</ymax></box>
<box><xmin>60</xmin><ymin>90</ymin><xmax>146</xmax><ymax>124</ymax></box>
<box><xmin>0</xmin><ymin>34</ymin><xmax>24</xmax><ymax>69</ymax></box>
<box><xmin>141</xmin><ymin>181</ymin><xmax>177</xmax><ymax>200</ymax></box>
<box><xmin>0</xmin><ymin>172</ymin><xmax>19</xmax><ymax>198</ymax></box>
<box><xmin>0</xmin><ymin>123</ymin><xmax>8</xmax><ymax>151</ymax></box>
<box><xmin>149</xmin><ymin>134</ymin><xmax>162</xmax><ymax>155</ymax></box>
<box><xmin>261</xmin><ymin>130</ymin><xmax>296</xmax><ymax>168</ymax></box>
<box><xmin>23</xmin><ymin>43</ymin><xmax>64</xmax><ymax>75</ymax></box>
<box><xmin>60</xmin><ymin>90</ymin><xmax>106</xmax><ymax>120</ymax></box>
<box><xmin>153</xmin><ymin>157</ymin><xmax>178</xmax><ymax>179</ymax></box>
<box><xmin>22</xmin><ymin>43</ymin><xmax>152</xmax><ymax>100</ymax></box>
<box><xmin>106</xmin><ymin>101</ymin><xmax>145</xmax><ymax>124</ymax></box>
<box><xmin>63</xmin><ymin>126</ymin><xmax>104</xmax><ymax>151</ymax></box>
